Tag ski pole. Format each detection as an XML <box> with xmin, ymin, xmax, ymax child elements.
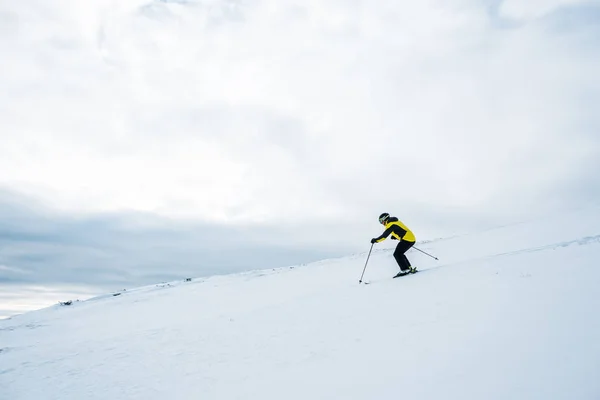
<box><xmin>359</xmin><ymin>243</ymin><xmax>374</xmax><ymax>283</ymax></box>
<box><xmin>413</xmin><ymin>246</ymin><xmax>438</xmax><ymax>260</ymax></box>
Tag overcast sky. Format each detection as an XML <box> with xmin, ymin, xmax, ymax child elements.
<box><xmin>1</xmin><ymin>0</ymin><xmax>599</xmax><ymax>314</ymax></box>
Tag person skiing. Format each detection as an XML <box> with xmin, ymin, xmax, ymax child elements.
<box><xmin>371</xmin><ymin>213</ymin><xmax>417</xmax><ymax>278</ymax></box>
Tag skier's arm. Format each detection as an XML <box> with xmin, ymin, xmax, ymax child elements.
<box><xmin>373</xmin><ymin>224</ymin><xmax>408</xmax><ymax>242</ymax></box>
<box><xmin>373</xmin><ymin>226</ymin><xmax>395</xmax><ymax>243</ymax></box>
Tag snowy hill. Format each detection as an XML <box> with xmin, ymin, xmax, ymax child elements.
<box><xmin>1</xmin><ymin>207</ymin><xmax>600</xmax><ymax>400</ymax></box>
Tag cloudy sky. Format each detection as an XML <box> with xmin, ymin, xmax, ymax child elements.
<box><xmin>1</xmin><ymin>0</ymin><xmax>599</xmax><ymax>316</ymax></box>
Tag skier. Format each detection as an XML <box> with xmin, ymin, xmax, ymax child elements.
<box><xmin>371</xmin><ymin>213</ymin><xmax>417</xmax><ymax>278</ymax></box>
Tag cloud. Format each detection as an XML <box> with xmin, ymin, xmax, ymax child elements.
<box><xmin>499</xmin><ymin>0</ymin><xmax>595</xmax><ymax>20</ymax></box>
<box><xmin>0</xmin><ymin>189</ymin><xmax>345</xmax><ymax>291</ymax></box>
<box><xmin>0</xmin><ymin>265</ymin><xmax>32</xmax><ymax>275</ymax></box>
<box><xmin>1</xmin><ymin>0</ymin><xmax>599</xmax><ymax>245</ymax></box>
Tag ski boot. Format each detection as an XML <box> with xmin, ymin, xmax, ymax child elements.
<box><xmin>393</xmin><ymin>270</ymin><xmax>411</xmax><ymax>278</ymax></box>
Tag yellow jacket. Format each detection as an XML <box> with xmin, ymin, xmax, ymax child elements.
<box><xmin>374</xmin><ymin>217</ymin><xmax>416</xmax><ymax>243</ymax></box>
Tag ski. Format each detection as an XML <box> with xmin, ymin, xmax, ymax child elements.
<box><xmin>393</xmin><ymin>269</ymin><xmax>418</xmax><ymax>278</ymax></box>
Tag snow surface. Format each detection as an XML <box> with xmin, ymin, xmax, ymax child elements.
<box><xmin>1</xmin><ymin>206</ymin><xmax>600</xmax><ymax>399</ymax></box>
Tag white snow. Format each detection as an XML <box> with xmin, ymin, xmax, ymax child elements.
<box><xmin>1</xmin><ymin>206</ymin><xmax>600</xmax><ymax>399</ymax></box>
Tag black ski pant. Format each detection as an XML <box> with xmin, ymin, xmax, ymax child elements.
<box><xmin>393</xmin><ymin>240</ymin><xmax>415</xmax><ymax>271</ymax></box>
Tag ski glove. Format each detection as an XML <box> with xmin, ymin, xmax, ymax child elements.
<box><xmin>370</xmin><ymin>238</ymin><xmax>377</xmax><ymax>244</ymax></box>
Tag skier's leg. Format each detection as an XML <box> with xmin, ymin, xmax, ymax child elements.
<box><xmin>393</xmin><ymin>242</ymin><xmax>411</xmax><ymax>271</ymax></box>
<box><xmin>403</xmin><ymin>241</ymin><xmax>415</xmax><ymax>269</ymax></box>
<box><xmin>393</xmin><ymin>251</ymin><xmax>406</xmax><ymax>270</ymax></box>
<box><xmin>402</xmin><ymin>254</ymin><xmax>411</xmax><ymax>268</ymax></box>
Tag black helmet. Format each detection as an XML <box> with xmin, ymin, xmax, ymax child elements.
<box><xmin>378</xmin><ymin>213</ymin><xmax>390</xmax><ymax>224</ymax></box>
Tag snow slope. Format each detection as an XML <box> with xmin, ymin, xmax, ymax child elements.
<box><xmin>1</xmin><ymin>206</ymin><xmax>600</xmax><ymax>400</ymax></box>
